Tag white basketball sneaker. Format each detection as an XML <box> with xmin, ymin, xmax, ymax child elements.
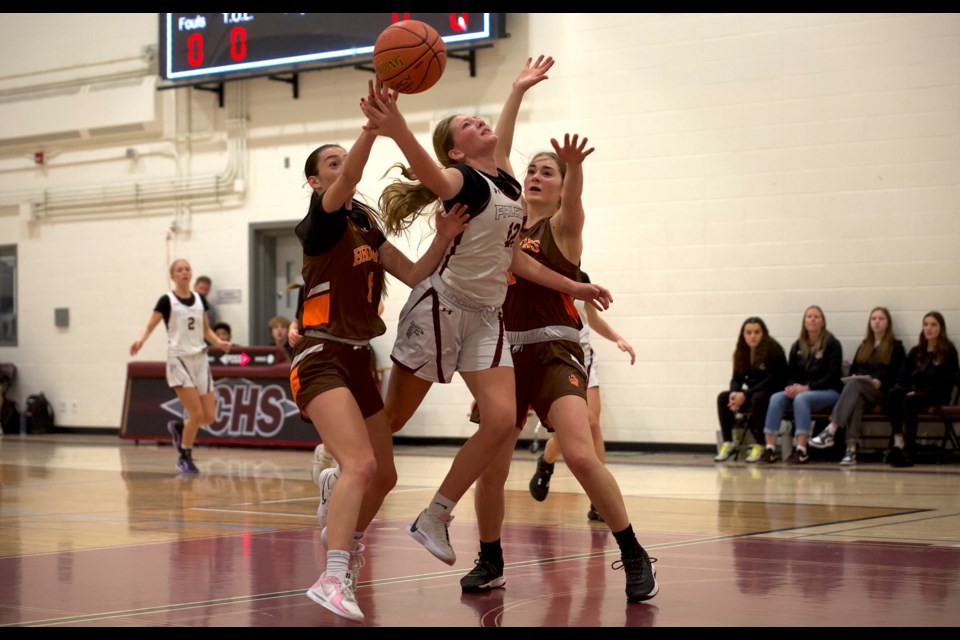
<box><xmin>316</xmin><ymin>466</ymin><xmax>340</xmax><ymax>529</ymax></box>
<box><xmin>311</xmin><ymin>444</ymin><xmax>336</xmax><ymax>487</ymax></box>
<box><xmin>407</xmin><ymin>509</ymin><xmax>456</xmax><ymax>565</ymax></box>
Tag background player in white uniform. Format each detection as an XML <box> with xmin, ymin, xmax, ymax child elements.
<box><xmin>528</xmin><ymin>270</ymin><xmax>636</xmax><ymax>521</ymax></box>
<box><xmin>361</xmin><ymin>58</ymin><xmax>612</xmax><ymax>567</ymax></box>
<box><xmin>130</xmin><ymin>259</ymin><xmax>231</xmax><ymax>473</ymax></box>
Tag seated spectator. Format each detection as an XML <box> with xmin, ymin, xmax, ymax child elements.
<box><xmin>715</xmin><ymin>316</ymin><xmax>787</xmax><ymax>463</ymax></box>
<box><xmin>884</xmin><ymin>311</ymin><xmax>959</xmax><ymax>468</ymax></box>
<box><xmin>268</xmin><ymin>315</ymin><xmax>293</xmax><ymax>360</ymax></box>
<box><xmin>759</xmin><ymin>305</ymin><xmax>843</xmax><ymax>464</ymax></box>
<box><xmin>213</xmin><ymin>322</ymin><xmax>232</xmax><ymax>342</ymax></box>
<box><xmin>809</xmin><ymin>307</ymin><xmax>905</xmax><ymax>466</ymax></box>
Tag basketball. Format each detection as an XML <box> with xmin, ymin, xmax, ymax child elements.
<box><xmin>373</xmin><ymin>20</ymin><xmax>447</xmax><ymax>94</ymax></box>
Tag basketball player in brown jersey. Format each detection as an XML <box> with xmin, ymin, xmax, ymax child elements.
<box><xmin>295</xmin><ymin>93</ymin><xmax>468</xmax><ymax>622</ymax></box>
<box><xmin>460</xmin><ymin>135</ymin><xmax>659</xmax><ymax>603</ymax></box>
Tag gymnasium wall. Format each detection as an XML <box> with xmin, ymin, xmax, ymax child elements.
<box><xmin>0</xmin><ymin>13</ymin><xmax>957</xmax><ymax>446</ymax></box>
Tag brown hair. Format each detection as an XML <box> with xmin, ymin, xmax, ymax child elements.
<box><xmin>733</xmin><ymin>316</ymin><xmax>778</xmax><ymax>376</ymax></box>
<box><xmin>268</xmin><ymin>315</ymin><xmax>292</xmax><ymax>330</ymax></box>
<box><xmin>919</xmin><ymin>311</ymin><xmax>956</xmax><ymax>364</ymax></box>
<box><xmin>854</xmin><ymin>306</ymin><xmax>896</xmax><ymax>364</ymax></box>
<box><xmin>304</xmin><ymin>144</ymin><xmax>343</xmax><ymax>210</ymax></box>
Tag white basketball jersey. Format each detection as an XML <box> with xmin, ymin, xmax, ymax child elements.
<box><xmin>575</xmin><ymin>299</ymin><xmax>591</xmax><ymax>351</ymax></box>
<box><xmin>166</xmin><ymin>291</ymin><xmax>207</xmax><ymax>357</ymax></box>
<box><xmin>435</xmin><ymin>171</ymin><xmax>524</xmax><ymax>307</ymax></box>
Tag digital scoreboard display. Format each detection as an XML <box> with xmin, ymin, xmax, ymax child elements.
<box><xmin>159</xmin><ymin>13</ymin><xmax>506</xmax><ymax>86</ymax></box>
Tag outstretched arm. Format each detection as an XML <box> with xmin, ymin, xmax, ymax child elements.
<box><xmin>510</xmin><ymin>244</ymin><xmax>612</xmax><ymax>311</ymax></box>
<box><xmin>380</xmin><ymin>203</ymin><xmax>470</xmax><ymax>287</ymax></box>
<box><xmin>495</xmin><ymin>55</ymin><xmax>555</xmax><ymax>177</ymax></box>
<box><xmin>550</xmin><ymin>133</ymin><xmax>594</xmax><ymax>264</ymax></box>
<box><xmin>361</xmin><ymin>79</ymin><xmax>463</xmax><ymax>200</ymax></box>
<box><xmin>584</xmin><ymin>303</ymin><xmax>635</xmax><ymax>364</ymax></box>
<box><xmin>321</xmin><ymin>106</ymin><xmax>378</xmax><ymax>213</ymax></box>
<box><xmin>552</xmin><ymin>133</ymin><xmax>593</xmax><ymax>239</ymax></box>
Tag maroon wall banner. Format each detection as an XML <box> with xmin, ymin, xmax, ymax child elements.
<box><xmin>120</xmin><ymin>347</ymin><xmax>317</xmax><ymax>448</ymax></box>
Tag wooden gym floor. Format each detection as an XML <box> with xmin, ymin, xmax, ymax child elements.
<box><xmin>1</xmin><ymin>433</ymin><xmax>959</xmax><ymax>627</ymax></box>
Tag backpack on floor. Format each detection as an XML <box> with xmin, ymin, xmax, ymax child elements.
<box><xmin>25</xmin><ymin>393</ymin><xmax>54</xmax><ymax>434</ymax></box>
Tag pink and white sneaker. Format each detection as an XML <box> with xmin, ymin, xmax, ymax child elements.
<box><xmin>306</xmin><ymin>571</ymin><xmax>364</xmax><ymax>623</ymax></box>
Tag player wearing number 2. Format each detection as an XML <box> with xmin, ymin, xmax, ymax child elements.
<box><xmin>130</xmin><ymin>258</ymin><xmax>231</xmax><ymax>474</ymax></box>
<box><xmin>359</xmin><ymin>55</ymin><xmax>613</xmax><ymax>572</ymax></box>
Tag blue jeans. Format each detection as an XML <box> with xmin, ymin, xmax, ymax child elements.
<box><xmin>763</xmin><ymin>389</ymin><xmax>840</xmax><ymax>436</ymax></box>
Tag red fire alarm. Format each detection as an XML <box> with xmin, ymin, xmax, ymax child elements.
<box><xmin>34</xmin><ymin>151</ymin><xmax>44</xmax><ymax>165</ymax></box>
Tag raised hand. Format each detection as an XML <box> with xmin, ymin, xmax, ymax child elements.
<box><xmin>435</xmin><ymin>202</ymin><xmax>470</xmax><ymax>241</ymax></box>
<box><xmin>513</xmin><ymin>54</ymin><xmax>555</xmax><ymax>93</ymax></box>
<box><xmin>360</xmin><ymin>78</ymin><xmax>404</xmax><ymax>139</ymax></box>
<box><xmin>551</xmin><ymin>133</ymin><xmax>595</xmax><ymax>167</ymax></box>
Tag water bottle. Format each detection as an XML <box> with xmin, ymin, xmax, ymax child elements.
<box><xmin>19</xmin><ymin>412</ymin><xmax>26</xmax><ymax>435</ymax></box>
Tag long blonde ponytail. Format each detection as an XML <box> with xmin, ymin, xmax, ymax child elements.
<box><xmin>378</xmin><ymin>115</ymin><xmax>458</xmax><ymax>236</ymax></box>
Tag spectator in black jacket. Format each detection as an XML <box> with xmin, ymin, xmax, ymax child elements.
<box><xmin>758</xmin><ymin>305</ymin><xmax>843</xmax><ymax>464</ymax></box>
<box><xmin>885</xmin><ymin>311</ymin><xmax>959</xmax><ymax>468</ymax></box>
<box><xmin>809</xmin><ymin>307</ymin><xmax>905</xmax><ymax>466</ymax></box>
<box><xmin>714</xmin><ymin>316</ymin><xmax>787</xmax><ymax>463</ymax></box>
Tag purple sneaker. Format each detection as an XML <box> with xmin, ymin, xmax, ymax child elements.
<box><xmin>176</xmin><ymin>450</ymin><xmax>199</xmax><ymax>473</ymax></box>
<box><xmin>167</xmin><ymin>420</ymin><xmax>183</xmax><ymax>451</ymax></box>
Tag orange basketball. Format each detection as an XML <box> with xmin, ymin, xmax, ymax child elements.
<box><xmin>373</xmin><ymin>20</ymin><xmax>447</xmax><ymax>94</ymax></box>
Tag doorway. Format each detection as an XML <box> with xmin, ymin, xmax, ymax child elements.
<box><xmin>249</xmin><ymin>222</ymin><xmax>302</xmax><ymax>348</ymax></box>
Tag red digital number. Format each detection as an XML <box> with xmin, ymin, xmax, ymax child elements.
<box><xmin>391</xmin><ymin>13</ymin><xmax>411</xmax><ymax>22</ymax></box>
<box><xmin>187</xmin><ymin>33</ymin><xmax>203</xmax><ymax>67</ymax></box>
<box><xmin>230</xmin><ymin>27</ymin><xmax>247</xmax><ymax>62</ymax></box>
<box><xmin>449</xmin><ymin>13</ymin><xmax>468</xmax><ymax>31</ymax></box>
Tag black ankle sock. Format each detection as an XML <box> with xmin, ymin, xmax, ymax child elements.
<box><xmin>612</xmin><ymin>524</ymin><xmax>643</xmax><ymax>558</ymax></box>
<box><xmin>480</xmin><ymin>539</ymin><xmax>503</xmax><ymax>566</ymax></box>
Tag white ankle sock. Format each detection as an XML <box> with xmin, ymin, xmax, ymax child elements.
<box><xmin>326</xmin><ymin>550</ymin><xmax>351</xmax><ymax>580</ymax></box>
<box><xmin>426</xmin><ymin>492</ymin><xmax>456</xmax><ymax>518</ymax></box>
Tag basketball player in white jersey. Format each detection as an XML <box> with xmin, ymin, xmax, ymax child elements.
<box><xmin>130</xmin><ymin>259</ymin><xmax>231</xmax><ymax>473</ymax></box>
<box><xmin>360</xmin><ymin>58</ymin><xmax>614</xmax><ymax>568</ymax></box>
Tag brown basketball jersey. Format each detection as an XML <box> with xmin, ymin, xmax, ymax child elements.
<box><xmin>503</xmin><ymin>216</ymin><xmax>582</xmax><ymax>334</ymax></box>
<box><xmin>297</xmin><ymin>200</ymin><xmax>387</xmax><ymax>342</ymax></box>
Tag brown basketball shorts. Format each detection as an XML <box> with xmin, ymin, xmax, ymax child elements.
<box><xmin>512</xmin><ymin>340</ymin><xmax>587</xmax><ymax>430</ymax></box>
<box><xmin>289</xmin><ymin>337</ymin><xmax>383</xmax><ymax>419</ymax></box>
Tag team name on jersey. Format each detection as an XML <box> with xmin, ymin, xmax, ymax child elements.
<box><xmin>494</xmin><ymin>204</ymin><xmax>523</xmax><ymax>220</ymax></box>
<box><xmin>353</xmin><ymin>244</ymin><xmax>379</xmax><ymax>266</ymax></box>
<box><xmin>520</xmin><ymin>237</ymin><xmax>541</xmax><ymax>253</ymax></box>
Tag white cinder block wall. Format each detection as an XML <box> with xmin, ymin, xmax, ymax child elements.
<box><xmin>0</xmin><ymin>13</ymin><xmax>957</xmax><ymax>447</ymax></box>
